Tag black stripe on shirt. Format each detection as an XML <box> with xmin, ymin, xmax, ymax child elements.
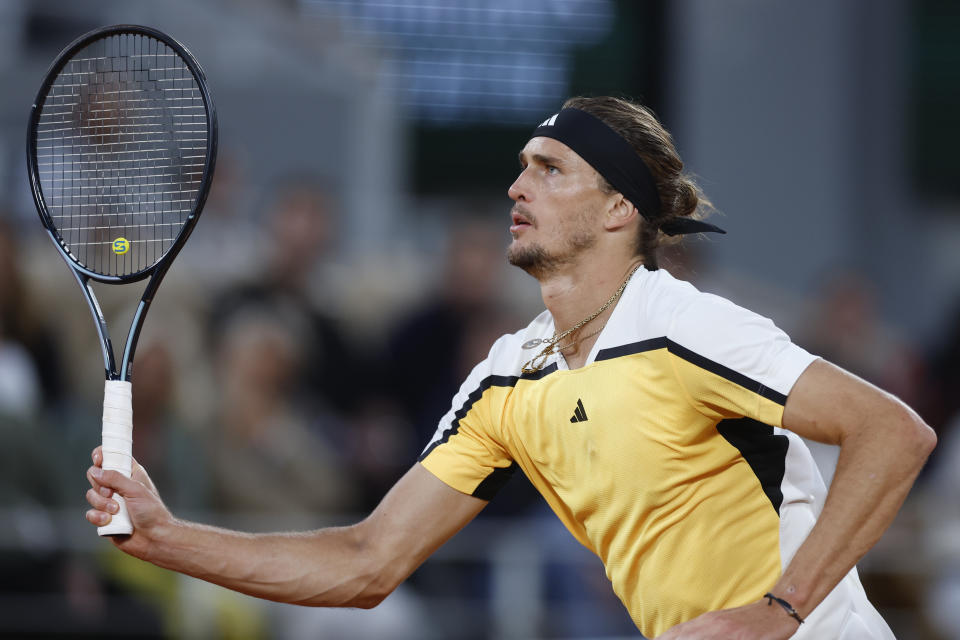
<box><xmin>419</xmin><ymin>361</ymin><xmax>556</xmax><ymax>454</ymax></box>
<box><xmin>419</xmin><ymin>362</ymin><xmax>558</xmax><ymax>499</ymax></box>
<box><xmin>472</xmin><ymin>462</ymin><xmax>518</xmax><ymax>500</ymax></box>
<box><xmin>595</xmin><ymin>337</ymin><xmax>789</xmax><ymax>406</ymax></box>
<box><xmin>419</xmin><ymin>373</ymin><xmax>517</xmax><ymax>462</ymax></box>
<box><xmin>716</xmin><ymin>417</ymin><xmax>789</xmax><ymax>514</ymax></box>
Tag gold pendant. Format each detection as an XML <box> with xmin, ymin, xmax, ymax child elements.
<box><xmin>521</xmin><ymin>350</ymin><xmax>551</xmax><ymax>374</ymax></box>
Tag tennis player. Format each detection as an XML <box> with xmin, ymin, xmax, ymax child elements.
<box><xmin>84</xmin><ymin>96</ymin><xmax>934</xmax><ymax>639</ymax></box>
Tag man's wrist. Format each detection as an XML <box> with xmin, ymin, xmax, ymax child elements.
<box><xmin>764</xmin><ymin>592</ymin><xmax>805</xmax><ymax>626</ymax></box>
<box><xmin>744</xmin><ymin>596</ymin><xmax>804</xmax><ymax>639</ymax></box>
<box><xmin>141</xmin><ymin>515</ymin><xmax>186</xmax><ymax>568</ymax></box>
<box><xmin>768</xmin><ymin>577</ymin><xmax>814</xmax><ymax>618</ymax></box>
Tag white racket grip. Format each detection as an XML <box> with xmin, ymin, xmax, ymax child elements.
<box><xmin>98</xmin><ymin>380</ymin><xmax>134</xmax><ymax>536</ymax></box>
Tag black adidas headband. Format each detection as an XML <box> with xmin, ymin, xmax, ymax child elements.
<box><xmin>530</xmin><ymin>108</ymin><xmax>725</xmax><ymax>236</ymax></box>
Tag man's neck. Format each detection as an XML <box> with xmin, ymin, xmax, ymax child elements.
<box><xmin>538</xmin><ymin>253</ymin><xmax>642</xmax><ymax>336</ymax></box>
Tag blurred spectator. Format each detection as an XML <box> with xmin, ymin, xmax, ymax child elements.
<box><xmin>0</xmin><ymin>214</ymin><xmax>72</xmax><ymax>516</ymax></box>
<box><xmin>384</xmin><ymin>215</ymin><xmax>516</xmax><ymax>448</ymax></box>
<box><xmin>0</xmin><ymin>338</ymin><xmax>40</xmax><ymax>418</ymax></box>
<box><xmin>179</xmin><ymin>150</ymin><xmax>262</xmax><ymax>285</ymax></box>
<box><xmin>203</xmin><ymin>309</ymin><xmax>358</xmax><ymax>515</ymax></box>
<box><xmin>207</xmin><ymin>177</ymin><xmax>359</xmax><ymax>418</ymax></box>
<box><xmin>343</xmin><ymin>394</ymin><xmax>420</xmax><ymax>513</ymax></box>
<box><xmin>800</xmin><ymin>270</ymin><xmax>924</xmax><ymax>408</ymax></box>
<box><xmin>129</xmin><ymin>337</ymin><xmax>211</xmax><ymax>514</ymax></box>
<box><xmin>0</xmin><ymin>216</ymin><xmax>64</xmax><ymax>413</ymax></box>
<box><xmin>922</xmin><ymin>297</ymin><xmax>960</xmax><ymax>437</ymax></box>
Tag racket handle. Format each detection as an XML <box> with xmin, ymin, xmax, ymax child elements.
<box><xmin>98</xmin><ymin>380</ymin><xmax>134</xmax><ymax>536</ymax></box>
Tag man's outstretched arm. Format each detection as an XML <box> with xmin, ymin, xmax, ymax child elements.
<box><xmin>86</xmin><ymin>451</ymin><xmax>487</xmax><ymax>608</ymax></box>
<box><xmin>656</xmin><ymin>358</ymin><xmax>936</xmax><ymax>639</ymax></box>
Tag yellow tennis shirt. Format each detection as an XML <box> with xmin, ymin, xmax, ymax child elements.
<box><xmin>419</xmin><ymin>267</ymin><xmax>824</xmax><ymax>637</ymax></box>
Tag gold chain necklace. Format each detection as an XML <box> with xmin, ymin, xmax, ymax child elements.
<box><xmin>554</xmin><ymin>322</ymin><xmax>605</xmax><ymax>352</ymax></box>
<box><xmin>521</xmin><ymin>263</ymin><xmax>642</xmax><ymax>374</ymax></box>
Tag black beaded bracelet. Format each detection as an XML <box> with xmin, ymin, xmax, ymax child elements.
<box><xmin>764</xmin><ymin>592</ymin><xmax>805</xmax><ymax>625</ymax></box>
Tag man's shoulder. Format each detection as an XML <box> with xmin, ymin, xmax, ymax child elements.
<box><xmin>640</xmin><ymin>268</ymin><xmax>765</xmax><ymax>328</ymax></box>
<box><xmin>640</xmin><ymin>266</ymin><xmax>730</xmax><ymax>307</ymax></box>
<box><xmin>624</xmin><ymin>267</ymin><xmax>732</xmax><ymax>334</ymax></box>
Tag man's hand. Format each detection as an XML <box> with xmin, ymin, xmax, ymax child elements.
<box><xmin>85</xmin><ymin>446</ymin><xmax>173</xmax><ymax>561</ymax></box>
<box><xmin>655</xmin><ymin>599</ymin><xmax>799</xmax><ymax>640</ymax></box>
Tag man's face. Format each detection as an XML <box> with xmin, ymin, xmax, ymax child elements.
<box><xmin>506</xmin><ymin>137</ymin><xmax>611</xmax><ymax>278</ymax></box>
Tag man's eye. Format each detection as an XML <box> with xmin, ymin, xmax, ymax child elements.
<box><xmin>546</xmin><ymin>165</ymin><xmax>559</xmax><ymax>174</ymax></box>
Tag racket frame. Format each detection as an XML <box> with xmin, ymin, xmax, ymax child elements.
<box><xmin>26</xmin><ymin>23</ymin><xmax>218</xmax><ymax>383</ymax></box>
<box><xmin>27</xmin><ymin>24</ymin><xmax>217</xmax><ymax>536</ymax></box>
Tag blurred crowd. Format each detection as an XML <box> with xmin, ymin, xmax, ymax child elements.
<box><xmin>1</xmin><ymin>163</ymin><xmax>959</xmax><ymax>639</ymax></box>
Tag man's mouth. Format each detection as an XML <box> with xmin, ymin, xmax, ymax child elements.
<box><xmin>510</xmin><ymin>208</ymin><xmax>533</xmax><ymax>233</ymax></box>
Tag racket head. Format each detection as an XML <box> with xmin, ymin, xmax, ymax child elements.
<box><xmin>27</xmin><ymin>24</ymin><xmax>218</xmax><ymax>284</ymax></box>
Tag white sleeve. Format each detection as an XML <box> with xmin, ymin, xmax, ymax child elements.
<box><xmin>668</xmin><ymin>291</ymin><xmax>818</xmax><ymax>402</ymax></box>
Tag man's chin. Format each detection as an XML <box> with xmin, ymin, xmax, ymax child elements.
<box><xmin>507</xmin><ymin>243</ymin><xmax>553</xmax><ymax>277</ymax></box>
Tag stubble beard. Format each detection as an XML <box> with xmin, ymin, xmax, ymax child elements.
<box><xmin>507</xmin><ymin>229</ymin><xmax>596</xmax><ymax>280</ymax></box>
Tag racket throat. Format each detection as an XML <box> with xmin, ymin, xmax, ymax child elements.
<box><xmin>71</xmin><ymin>269</ymin><xmax>119</xmax><ymax>379</ymax></box>
<box><xmin>120</xmin><ymin>299</ymin><xmax>151</xmax><ymax>381</ymax></box>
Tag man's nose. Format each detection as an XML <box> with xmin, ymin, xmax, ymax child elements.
<box><xmin>508</xmin><ymin>170</ymin><xmax>529</xmax><ymax>202</ymax></box>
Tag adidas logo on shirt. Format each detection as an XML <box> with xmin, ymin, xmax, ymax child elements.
<box><xmin>570</xmin><ymin>398</ymin><xmax>588</xmax><ymax>423</ymax></box>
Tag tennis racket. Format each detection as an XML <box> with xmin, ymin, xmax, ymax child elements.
<box><xmin>27</xmin><ymin>25</ymin><xmax>217</xmax><ymax>535</ymax></box>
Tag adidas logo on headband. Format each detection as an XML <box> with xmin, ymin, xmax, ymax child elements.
<box><xmin>539</xmin><ymin>113</ymin><xmax>558</xmax><ymax>128</ymax></box>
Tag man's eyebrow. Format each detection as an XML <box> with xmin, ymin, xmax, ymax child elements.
<box><xmin>518</xmin><ymin>151</ymin><xmax>565</xmax><ymax>167</ymax></box>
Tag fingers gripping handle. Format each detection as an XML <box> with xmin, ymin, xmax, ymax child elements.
<box><xmin>98</xmin><ymin>380</ymin><xmax>134</xmax><ymax>536</ymax></box>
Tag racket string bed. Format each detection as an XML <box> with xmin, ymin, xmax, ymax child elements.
<box><xmin>34</xmin><ymin>32</ymin><xmax>208</xmax><ymax>277</ymax></box>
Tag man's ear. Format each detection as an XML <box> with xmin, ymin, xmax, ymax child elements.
<box><xmin>604</xmin><ymin>194</ymin><xmax>639</xmax><ymax>231</ymax></box>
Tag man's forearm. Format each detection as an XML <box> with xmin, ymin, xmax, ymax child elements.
<box><xmin>773</xmin><ymin>399</ymin><xmax>935</xmax><ymax>617</ymax></box>
<box><xmin>88</xmin><ymin>463</ymin><xmax>485</xmax><ymax>609</ymax></box>
<box><xmin>144</xmin><ymin>518</ymin><xmax>392</xmax><ymax>608</ymax></box>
